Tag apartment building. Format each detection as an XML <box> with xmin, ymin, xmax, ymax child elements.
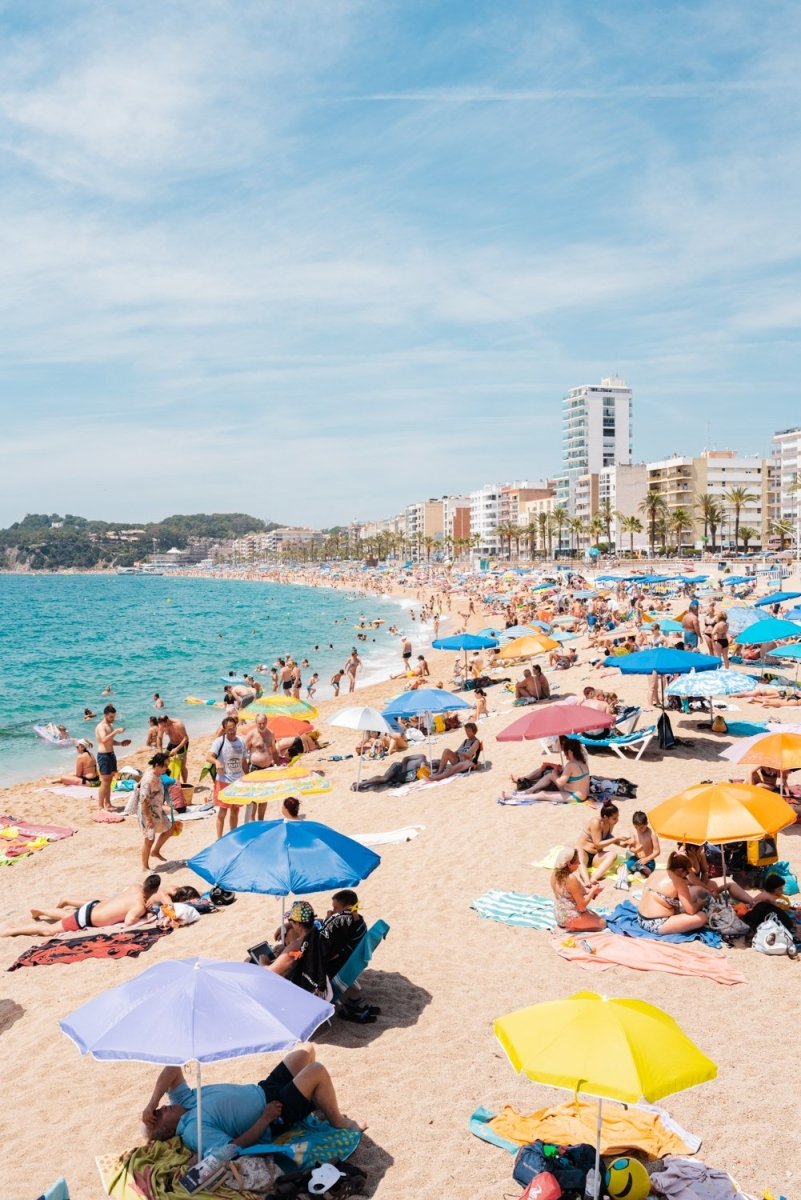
<box><xmin>498</xmin><ymin>481</ymin><xmax>553</xmax><ymax>528</ymax></box>
<box><xmin>772</xmin><ymin>428</ymin><xmax>801</xmax><ymax>537</ymax></box>
<box><xmin>469</xmin><ymin>484</ymin><xmax>503</xmax><ymax>555</ymax></box>
<box><xmin>442</xmin><ymin>495</ymin><xmax>471</xmax><ymax>543</ymax></box>
<box><xmin>265</xmin><ymin>527</ymin><xmax>322</xmax><ymax>555</ymax></box>
<box><xmin>562</xmin><ymin>376</ymin><xmax>632</xmax><ymax>513</ymax></box>
<box><xmin>404</xmin><ymin>499</ymin><xmax>444</xmax><ymax>547</ymax></box>
<box><xmin>647</xmin><ymin>450</ymin><xmax>767</xmax><ymax>549</ymax></box>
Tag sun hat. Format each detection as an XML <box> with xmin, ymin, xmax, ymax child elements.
<box><xmin>554</xmin><ymin>846</ymin><xmax>577</xmax><ymax>869</ymax></box>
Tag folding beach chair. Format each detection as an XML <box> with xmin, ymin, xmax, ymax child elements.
<box><xmin>575</xmin><ymin>725</ymin><xmax>656</xmax><ymax>761</ymax></box>
<box><xmin>332</xmin><ymin>918</ymin><xmax>390</xmax><ymax>995</ymax></box>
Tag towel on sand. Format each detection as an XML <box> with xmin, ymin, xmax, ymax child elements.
<box><xmin>97</xmin><ymin>1136</ymin><xmax>256</xmax><ymax>1200</ymax></box>
<box><xmin>471</xmin><ymin>890</ymin><xmax>610</xmax><ymax>930</ymax></box>
<box><xmin>607</xmin><ymin>899</ymin><xmax>722</xmax><ymax>947</ymax></box>
<box><xmin>470</xmin><ymin>1099</ymin><xmax>697</xmax><ymax>1158</ymax></box>
<box><xmin>0</xmin><ymin>815</ymin><xmax>74</xmax><ymax>840</ymax></box>
<box><xmin>350</xmin><ymin>825</ymin><xmax>424</xmax><ymax>846</ymax></box>
<box><xmin>552</xmin><ymin>931</ymin><xmax>746</xmax><ymax>985</ymax></box>
<box><xmin>8</xmin><ymin>926</ymin><xmax>172</xmax><ymax>970</ymax></box>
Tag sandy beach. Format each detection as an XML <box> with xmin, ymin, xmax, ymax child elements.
<box><xmin>1</xmin><ymin>573</ymin><xmax>799</xmax><ymax>1198</ymax></box>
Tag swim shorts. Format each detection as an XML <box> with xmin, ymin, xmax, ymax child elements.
<box><xmin>258</xmin><ymin>1061</ymin><xmax>315</xmax><ymax>1133</ymax></box>
<box><xmin>97</xmin><ymin>752</ymin><xmax>118</xmax><ymax>776</ymax></box>
<box><xmin>637</xmin><ymin>913</ymin><xmax>668</xmax><ymax>934</ymax></box>
<box><xmin>61</xmin><ymin>900</ymin><xmax>99</xmax><ymax>932</ymax></box>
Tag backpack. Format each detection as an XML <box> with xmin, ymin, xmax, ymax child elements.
<box><xmin>708</xmin><ymin>901</ymin><xmax>749</xmax><ymax>941</ymax></box>
<box><xmin>752</xmin><ymin>912</ymin><xmax>796</xmax><ymax>956</ymax></box>
<box><xmin>657</xmin><ymin>712</ymin><xmax>676</xmax><ymax>749</ymax></box>
<box><xmin>514</xmin><ymin>1141</ymin><xmax>595</xmax><ymax>1194</ymax></box>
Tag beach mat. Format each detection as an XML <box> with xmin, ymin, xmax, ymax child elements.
<box><xmin>470</xmin><ymin>889</ymin><xmax>610</xmax><ymax>930</ymax></box>
<box><xmin>8</xmin><ymin>926</ymin><xmax>172</xmax><ymax>970</ymax></box>
<box><xmin>350</xmin><ymin>825</ymin><xmax>424</xmax><ymax>846</ymax></box>
<box><xmin>552</xmin><ymin>931</ymin><xmax>746</xmax><ymax>985</ymax></box>
<box><xmin>607</xmin><ymin>899</ymin><xmax>722</xmax><ymax>947</ymax></box>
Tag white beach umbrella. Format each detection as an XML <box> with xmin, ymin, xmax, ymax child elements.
<box><xmin>329</xmin><ymin>705</ymin><xmax>395</xmax><ymax>788</ymax></box>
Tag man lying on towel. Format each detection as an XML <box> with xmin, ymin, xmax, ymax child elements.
<box><xmin>143</xmin><ymin>1045</ymin><xmax>365</xmax><ymax>1157</ymax></box>
<box><xmin>1</xmin><ymin>874</ymin><xmax>166</xmax><ymax>937</ymax></box>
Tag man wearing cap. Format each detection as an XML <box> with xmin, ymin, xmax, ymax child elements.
<box><xmin>95</xmin><ymin>704</ymin><xmax>131</xmax><ymax>811</ymax></box>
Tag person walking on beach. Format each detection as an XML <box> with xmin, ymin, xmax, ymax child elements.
<box><xmin>208</xmin><ymin>716</ymin><xmax>249</xmax><ymax>838</ymax></box>
<box><xmin>138</xmin><ymin>753</ymin><xmax>174</xmax><ymax>870</ymax></box>
<box><xmin>330</xmin><ymin>669</ymin><xmax>344</xmax><ymax>697</ymax></box>
<box><xmin>401</xmin><ymin>636</ymin><xmax>412</xmax><ymax>671</ymax></box>
<box><xmin>95</xmin><ymin>705</ymin><xmax>131</xmax><ymax>812</ymax></box>
<box><xmin>345</xmin><ymin>649</ymin><xmax>362</xmax><ymax>694</ymax></box>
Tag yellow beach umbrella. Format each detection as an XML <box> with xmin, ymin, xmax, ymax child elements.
<box><xmin>246</xmin><ymin>764</ymin><xmax>313</xmax><ymax>782</ymax></box>
<box><xmin>497</xmin><ymin>633</ymin><xmax>559</xmax><ymax>660</ymax></box>
<box><xmin>495</xmin><ymin>991</ymin><xmax>717</xmax><ymax>1198</ymax></box>
<box><xmin>648</xmin><ymin>782</ymin><xmax>796</xmax><ymax>845</ymax></box>
<box><xmin>734</xmin><ymin>731</ymin><xmax>801</xmax><ymax>777</ymax></box>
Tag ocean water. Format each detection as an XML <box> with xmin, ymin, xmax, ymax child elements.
<box><xmin>0</xmin><ymin>574</ymin><xmax>422</xmax><ymax>786</ymax></box>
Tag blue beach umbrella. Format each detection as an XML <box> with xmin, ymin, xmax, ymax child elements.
<box><xmin>603</xmin><ymin>648</ymin><xmax>721</xmax><ymax>675</ymax></box>
<box><xmin>665</xmin><ymin>669</ymin><xmax>760</xmax><ymax>698</ymax></box>
<box><xmin>726</xmin><ymin>606</ymin><xmax>764</xmax><ymax>636</ymax></box>
<box><xmin>755</xmin><ymin>591</ymin><xmax>801</xmax><ymax>608</ymax></box>
<box><xmin>60</xmin><ymin>957</ymin><xmax>333</xmax><ymax>1159</ymax></box>
<box><xmin>433</xmin><ymin>633</ymin><xmax>500</xmax><ymax>687</ymax></box>
<box><xmin>767</xmin><ymin>644</ymin><xmax>801</xmax><ymax>660</ymax></box>
<box><xmin>383</xmin><ymin>687</ymin><xmax>471</xmax><ymax>717</ymax></box>
<box><xmin>734</xmin><ymin>618</ymin><xmax>801</xmax><ymax>645</ymax></box>
<box><xmin>188</xmin><ymin>819</ymin><xmax>380</xmax><ymax>896</ymax></box>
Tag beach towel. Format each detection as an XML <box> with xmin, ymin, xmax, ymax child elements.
<box><xmin>607</xmin><ymin>899</ymin><xmax>722</xmax><ymax>947</ymax></box>
<box><xmin>0</xmin><ymin>815</ymin><xmax>74</xmax><ymax>840</ymax></box>
<box><xmin>8</xmin><ymin>926</ymin><xmax>172</xmax><ymax>970</ymax></box>
<box><xmin>649</xmin><ymin>1156</ymin><xmax>754</xmax><ymax>1199</ymax></box>
<box><xmin>551</xmin><ymin>931</ymin><xmax>746</xmax><ymax>985</ymax></box>
<box><xmin>91</xmin><ymin>809</ymin><xmax>126</xmax><ymax>823</ymax></box>
<box><xmin>470</xmin><ymin>1099</ymin><xmax>697</xmax><ymax>1158</ymax></box>
<box><xmin>177</xmin><ymin>802</ymin><xmax>215</xmax><ymax>822</ymax></box>
<box><xmin>96</xmin><ymin>1136</ymin><xmax>256</xmax><ymax>1200</ymax></box>
<box><xmin>241</xmin><ymin>1114</ymin><xmax>361</xmax><ymax>1165</ymax></box>
<box><xmin>470</xmin><ymin>890</ymin><xmax>610</xmax><ymax>930</ymax></box>
<box><xmin>723</xmin><ymin>721</ymin><xmax>769</xmax><ymax>738</ymax></box>
<box><xmin>350</xmin><ymin>825</ymin><xmax>424</xmax><ymax>846</ymax></box>
<box><xmin>44</xmin><ymin>784</ymin><xmax>99</xmax><ymax>798</ymax></box>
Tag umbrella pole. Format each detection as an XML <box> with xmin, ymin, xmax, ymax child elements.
<box><xmin>195</xmin><ymin>1059</ymin><xmax>203</xmax><ymax>1161</ymax></box>
<box><xmin>593</xmin><ymin>1096</ymin><xmax>603</xmax><ymax>1199</ymax></box>
<box><xmin>720</xmin><ymin>843</ymin><xmax>729</xmax><ymax>902</ymax></box>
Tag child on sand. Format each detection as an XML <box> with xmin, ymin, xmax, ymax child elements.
<box><xmin>625</xmin><ymin>810</ymin><xmax>660</xmax><ymax>877</ymax></box>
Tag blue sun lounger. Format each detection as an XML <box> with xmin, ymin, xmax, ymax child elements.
<box><xmin>575</xmin><ymin>725</ymin><xmax>656</xmax><ymax>761</ymax></box>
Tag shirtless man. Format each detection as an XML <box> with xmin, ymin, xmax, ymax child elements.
<box><xmin>400</xmin><ymin>636</ymin><xmax>412</xmax><ymax>672</ymax></box>
<box><xmin>243</xmin><ymin>715</ymin><xmax>278</xmax><ymax>820</ymax></box>
<box><xmin>515</xmin><ymin>669</ymin><xmax>539</xmax><ymax>700</ymax></box>
<box><xmin>95</xmin><ymin>704</ymin><xmax>131</xmax><ymax>811</ymax></box>
<box><xmin>2</xmin><ymin>874</ymin><xmax>164</xmax><ymax>937</ymax></box>
<box><xmin>681</xmin><ymin>601</ymin><xmax>702</xmax><ymax>650</ymax></box>
<box><xmin>345</xmin><ymin>649</ymin><xmax>361</xmax><ymax>694</ymax></box>
<box><xmin>278</xmin><ymin>658</ymin><xmax>294</xmax><ymax>695</ymax></box>
<box><xmin>157</xmin><ymin>715</ymin><xmax>190</xmax><ymax>784</ymax></box>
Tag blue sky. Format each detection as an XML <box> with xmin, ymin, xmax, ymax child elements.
<box><xmin>1</xmin><ymin>0</ymin><xmax>800</xmax><ymax>527</ymax></box>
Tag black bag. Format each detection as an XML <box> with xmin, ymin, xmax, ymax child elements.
<box><xmin>513</xmin><ymin>1141</ymin><xmax>595</xmax><ymax>1193</ymax></box>
<box><xmin>657</xmin><ymin>711</ymin><xmax>676</xmax><ymax>749</ymax></box>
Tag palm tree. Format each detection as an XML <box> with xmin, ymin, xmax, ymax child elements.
<box><xmin>639</xmin><ymin>491</ymin><xmax>667</xmax><ymax>557</ymax></box>
<box><xmin>739</xmin><ymin>525</ymin><xmax>758</xmax><ymax>553</ymax></box>
<box><xmin>551</xmin><ymin>505</ymin><xmax>569</xmax><ymax>558</ymax></box>
<box><xmin>537</xmin><ymin>512</ymin><xmax>551</xmax><ymax>559</ymax></box>
<box><xmin>421</xmin><ymin>536</ymin><xmax>436</xmax><ymax>563</ymax></box>
<box><xmin>655</xmin><ymin>514</ymin><xmax>670</xmax><ymax>556</ymax></box>
<box><xmin>588</xmin><ymin>514</ymin><xmax>605</xmax><ymax>547</ymax></box>
<box><xmin>671</xmin><ymin>507</ymin><xmax>691</xmax><ymax>555</ymax></box>
<box><xmin>724</xmin><ymin>486</ymin><xmax>758</xmax><ymax>553</ymax></box>
<box><xmin>695</xmin><ymin>492</ymin><xmax>719</xmax><ymax>551</ymax></box>
<box><xmin>600</xmin><ymin>499</ymin><xmax>615</xmax><ymax>549</ymax></box>
<box><xmin>620</xmin><ymin>514</ymin><xmax>643</xmax><ymax>555</ymax></box>
<box><xmin>525</xmin><ymin>520</ymin><xmax>538</xmax><ymax>560</ymax></box>
<box><xmin>567</xmin><ymin>516</ymin><xmax>583</xmax><ymax>556</ymax></box>
<box><xmin>772</xmin><ymin>519</ymin><xmax>794</xmax><ymax>552</ymax></box>
<box><xmin>494</xmin><ymin>522</ymin><xmax>514</xmax><ymax>560</ymax></box>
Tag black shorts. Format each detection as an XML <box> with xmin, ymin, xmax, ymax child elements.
<box><xmin>97</xmin><ymin>752</ymin><xmax>117</xmax><ymax>776</ymax></box>
<box><xmin>258</xmin><ymin>1062</ymin><xmax>315</xmax><ymax>1133</ymax></box>
<box><xmin>282</xmin><ymin>681</ymin><xmax>293</xmax><ymax>692</ymax></box>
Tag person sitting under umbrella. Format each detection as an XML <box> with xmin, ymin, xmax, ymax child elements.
<box><xmin>504</xmin><ymin>738</ymin><xmax>590</xmax><ymax>806</ymax></box>
<box><xmin>428</xmin><ymin>722</ymin><xmax>482</xmax><ymax>781</ymax></box>
<box><xmin>263</xmin><ymin>901</ymin><xmax>331</xmax><ymax>998</ymax></box>
<box><xmin>143</xmin><ymin>1043</ymin><xmax>365</xmax><ymax>1154</ymax></box>
<box><xmin>636</xmin><ymin>851</ymin><xmax>709</xmax><ymax>936</ymax></box>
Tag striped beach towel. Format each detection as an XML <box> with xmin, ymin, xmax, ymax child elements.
<box><xmin>470</xmin><ymin>890</ymin><xmax>559</xmax><ymax>929</ymax></box>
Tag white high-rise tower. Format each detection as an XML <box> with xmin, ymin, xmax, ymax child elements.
<box><xmin>560</xmin><ymin>376</ymin><xmax>632</xmax><ymax>511</ymax></box>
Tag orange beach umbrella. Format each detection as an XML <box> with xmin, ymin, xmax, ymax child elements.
<box><xmin>648</xmin><ymin>782</ymin><xmax>796</xmax><ymax>845</ymax></box>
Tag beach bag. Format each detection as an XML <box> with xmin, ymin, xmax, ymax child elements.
<box><xmin>657</xmin><ymin>712</ymin><xmax>676</xmax><ymax>749</ymax></box>
<box><xmin>752</xmin><ymin>912</ymin><xmax>795</xmax><ymax>956</ymax></box>
<box><xmin>521</xmin><ymin>1173</ymin><xmax>562</xmax><ymax>1200</ymax></box>
<box><xmin>514</xmin><ymin>1141</ymin><xmax>594</xmax><ymax>1193</ymax></box>
<box><xmin>708</xmin><ymin>901</ymin><xmax>749</xmax><ymax>940</ymax></box>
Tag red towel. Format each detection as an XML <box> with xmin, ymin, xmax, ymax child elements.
<box><xmin>8</xmin><ymin>926</ymin><xmax>172</xmax><ymax>970</ymax></box>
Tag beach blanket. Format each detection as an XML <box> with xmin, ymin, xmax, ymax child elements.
<box><xmin>8</xmin><ymin>926</ymin><xmax>172</xmax><ymax>970</ymax></box>
<box><xmin>607</xmin><ymin>899</ymin><xmax>722</xmax><ymax>947</ymax></box>
<box><xmin>0</xmin><ymin>815</ymin><xmax>75</xmax><ymax>866</ymax></box>
<box><xmin>388</xmin><ymin>773</ymin><xmax>477</xmax><ymax>797</ymax></box>
<box><xmin>470</xmin><ymin>889</ymin><xmax>610</xmax><ymax>930</ymax></box>
<box><xmin>242</xmin><ymin>1114</ymin><xmax>361</xmax><ymax>1165</ymax></box>
<box><xmin>177</xmin><ymin>802</ymin><xmax>215</xmax><ymax>822</ymax></box>
<box><xmin>649</xmin><ymin>1155</ymin><xmax>754</xmax><ymax>1200</ymax></box>
<box><xmin>44</xmin><ymin>784</ymin><xmax>99</xmax><ymax>798</ymax></box>
<box><xmin>723</xmin><ymin>721</ymin><xmax>769</xmax><ymax>738</ymax></box>
<box><xmin>91</xmin><ymin>809</ymin><xmax>126</xmax><ymax>823</ymax></box>
<box><xmin>97</xmin><ymin>1136</ymin><xmax>257</xmax><ymax>1200</ymax></box>
<box><xmin>551</xmin><ymin>932</ymin><xmax>746</xmax><ymax>985</ymax></box>
<box><xmin>350</xmin><ymin>825</ymin><xmax>424</xmax><ymax>846</ymax></box>
<box><xmin>469</xmin><ymin>1099</ymin><xmax>698</xmax><ymax>1158</ymax></box>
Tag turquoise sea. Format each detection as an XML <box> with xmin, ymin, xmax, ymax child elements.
<box><xmin>0</xmin><ymin>574</ymin><xmax>414</xmax><ymax>786</ymax></box>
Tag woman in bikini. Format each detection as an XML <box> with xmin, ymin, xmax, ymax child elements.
<box><xmin>511</xmin><ymin>738</ymin><xmax>591</xmax><ymax>805</ymax></box>
<box><xmin>551</xmin><ymin>847</ymin><xmax>607</xmax><ymax>932</ymax></box>
<box><xmin>712</xmin><ymin>609</ymin><xmax>730</xmax><ymax>668</ymax></box>
<box><xmin>576</xmin><ymin>802</ymin><xmax>627</xmax><ymax>885</ymax></box>
<box><xmin>60</xmin><ymin>740</ymin><xmax>100</xmax><ymax>787</ymax></box>
<box><xmin>636</xmin><ymin>851</ymin><xmax>709</xmax><ymax>935</ymax></box>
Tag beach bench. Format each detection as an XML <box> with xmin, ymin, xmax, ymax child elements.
<box><xmin>575</xmin><ymin>725</ymin><xmax>656</xmax><ymax>761</ymax></box>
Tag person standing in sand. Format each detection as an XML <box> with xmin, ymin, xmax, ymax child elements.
<box><xmin>95</xmin><ymin>704</ymin><xmax>131</xmax><ymax>811</ymax></box>
<box><xmin>138</xmin><ymin>753</ymin><xmax>174</xmax><ymax>870</ymax></box>
<box><xmin>157</xmin><ymin>714</ymin><xmax>190</xmax><ymax>783</ymax></box>
<box><xmin>243</xmin><ymin>715</ymin><xmax>278</xmax><ymax>820</ymax></box>
<box><xmin>2</xmin><ymin>874</ymin><xmax>164</xmax><ymax>937</ymax></box>
<box><xmin>208</xmin><ymin>716</ymin><xmax>249</xmax><ymax>838</ymax></box>
<box><xmin>400</xmin><ymin>636</ymin><xmax>412</xmax><ymax>672</ymax></box>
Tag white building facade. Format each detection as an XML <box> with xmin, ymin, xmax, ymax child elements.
<box><xmin>562</xmin><ymin>376</ymin><xmax>632</xmax><ymax>514</ymax></box>
<box><xmin>469</xmin><ymin>484</ymin><xmax>503</xmax><ymax>556</ymax></box>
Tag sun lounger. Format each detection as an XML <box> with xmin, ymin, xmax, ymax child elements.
<box><xmin>575</xmin><ymin>725</ymin><xmax>656</xmax><ymax>761</ymax></box>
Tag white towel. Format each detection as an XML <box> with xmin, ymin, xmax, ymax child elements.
<box><xmin>349</xmin><ymin>825</ymin><xmax>424</xmax><ymax>846</ymax></box>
